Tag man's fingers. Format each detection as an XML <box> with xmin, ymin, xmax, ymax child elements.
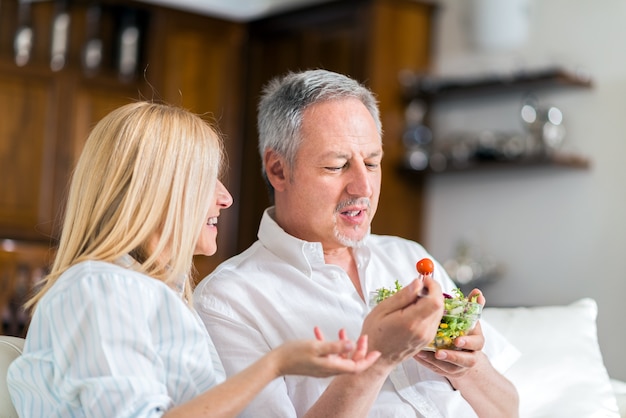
<box><xmin>376</xmin><ymin>279</ymin><xmax>421</xmax><ymax>311</ymax></box>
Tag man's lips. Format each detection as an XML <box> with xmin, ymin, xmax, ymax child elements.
<box><xmin>339</xmin><ymin>208</ymin><xmax>368</xmax><ymax>224</ymax></box>
<box><xmin>336</xmin><ymin>198</ymin><xmax>371</xmax><ymax>225</ymax></box>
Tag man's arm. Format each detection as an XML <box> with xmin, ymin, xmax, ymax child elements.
<box><xmin>303</xmin><ymin>360</ymin><xmax>394</xmax><ymax>418</ymax></box>
<box><xmin>195</xmin><ymin>275</ymin><xmax>444</xmax><ymax>417</ymax></box>
<box><xmin>416</xmin><ymin>321</ymin><xmax>520</xmax><ymax>417</ymax></box>
<box><xmin>448</xmin><ymin>350</ymin><xmax>519</xmax><ymax>418</ymax></box>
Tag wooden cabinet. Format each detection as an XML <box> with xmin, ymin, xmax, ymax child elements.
<box><xmin>0</xmin><ymin>0</ymin><xmax>437</xmax><ymax>331</ymax></box>
<box><xmin>0</xmin><ymin>67</ymin><xmax>58</xmax><ymax>241</ymax></box>
<box><xmin>0</xmin><ymin>70</ymin><xmax>141</xmax><ymax>241</ymax></box>
<box><xmin>0</xmin><ymin>1</ymin><xmax>145</xmax><ymax>243</ymax></box>
<box><xmin>238</xmin><ymin>0</ymin><xmax>436</xmax><ymax>250</ymax></box>
<box><xmin>143</xmin><ymin>9</ymin><xmax>247</xmax><ymax>277</ymax></box>
<box><xmin>0</xmin><ymin>0</ymin><xmax>247</xmax><ymax>332</ymax></box>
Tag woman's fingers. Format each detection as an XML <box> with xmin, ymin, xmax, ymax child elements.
<box><xmin>338</xmin><ymin>328</ymin><xmax>347</xmax><ymax>341</ymax></box>
<box><xmin>316</xmin><ymin>339</ymin><xmax>381</xmax><ymax>374</ymax></box>
<box><xmin>313</xmin><ymin>326</ymin><xmax>324</xmax><ymax>341</ymax></box>
<box><xmin>351</xmin><ymin>334</ymin><xmax>369</xmax><ymax>361</ymax></box>
<box><xmin>309</xmin><ymin>328</ymin><xmax>381</xmax><ymax>373</ymax></box>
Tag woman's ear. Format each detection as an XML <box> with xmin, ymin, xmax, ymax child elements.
<box><xmin>264</xmin><ymin>149</ymin><xmax>288</xmax><ymax>192</ymax></box>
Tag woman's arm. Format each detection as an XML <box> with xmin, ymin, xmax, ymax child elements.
<box><xmin>164</xmin><ymin>336</ymin><xmax>380</xmax><ymax>418</ymax></box>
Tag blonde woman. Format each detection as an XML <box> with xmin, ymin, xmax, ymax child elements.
<box><xmin>6</xmin><ymin>102</ymin><xmax>380</xmax><ymax>417</ymax></box>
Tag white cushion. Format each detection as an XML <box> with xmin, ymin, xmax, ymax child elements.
<box><xmin>0</xmin><ymin>336</ymin><xmax>24</xmax><ymax>418</ymax></box>
<box><xmin>483</xmin><ymin>298</ymin><xmax>619</xmax><ymax>418</ymax></box>
<box><xmin>611</xmin><ymin>379</ymin><xmax>626</xmax><ymax>418</ymax></box>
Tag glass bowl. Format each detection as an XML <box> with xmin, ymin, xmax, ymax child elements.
<box><xmin>368</xmin><ymin>290</ymin><xmax>482</xmax><ymax>351</ymax></box>
<box><xmin>423</xmin><ymin>299</ymin><xmax>482</xmax><ymax>351</ymax></box>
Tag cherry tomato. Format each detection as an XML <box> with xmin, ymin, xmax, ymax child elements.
<box><xmin>416</xmin><ymin>258</ymin><xmax>434</xmax><ymax>275</ymax></box>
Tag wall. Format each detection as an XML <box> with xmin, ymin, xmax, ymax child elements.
<box><xmin>424</xmin><ymin>0</ymin><xmax>626</xmax><ymax>380</ymax></box>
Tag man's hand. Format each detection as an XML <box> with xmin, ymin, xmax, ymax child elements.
<box><xmin>412</xmin><ymin>288</ymin><xmax>519</xmax><ymax>418</ymax></box>
<box><xmin>414</xmin><ymin>288</ymin><xmax>486</xmax><ymax>379</ymax></box>
<box><xmin>414</xmin><ymin>319</ymin><xmax>486</xmax><ymax>379</ymax></box>
<box><xmin>362</xmin><ymin>276</ymin><xmax>443</xmax><ymax>366</ymax></box>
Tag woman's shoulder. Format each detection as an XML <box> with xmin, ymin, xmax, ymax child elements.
<box><xmin>44</xmin><ymin>260</ymin><xmax>170</xmax><ymax>305</ymax></box>
<box><xmin>61</xmin><ymin>259</ymin><xmax>153</xmax><ymax>284</ymax></box>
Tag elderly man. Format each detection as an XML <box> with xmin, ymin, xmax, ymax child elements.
<box><xmin>194</xmin><ymin>69</ymin><xmax>520</xmax><ymax>418</ymax></box>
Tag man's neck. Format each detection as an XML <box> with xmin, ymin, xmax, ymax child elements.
<box><xmin>324</xmin><ymin>247</ymin><xmax>364</xmax><ymax>300</ymax></box>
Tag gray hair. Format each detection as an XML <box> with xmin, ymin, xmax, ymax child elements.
<box><xmin>257</xmin><ymin>69</ymin><xmax>382</xmax><ymax>197</ymax></box>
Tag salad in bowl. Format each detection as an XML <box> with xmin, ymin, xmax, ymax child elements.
<box><xmin>370</xmin><ymin>258</ymin><xmax>482</xmax><ymax>351</ymax></box>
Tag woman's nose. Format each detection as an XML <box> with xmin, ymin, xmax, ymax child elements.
<box><xmin>216</xmin><ymin>180</ymin><xmax>233</xmax><ymax>208</ymax></box>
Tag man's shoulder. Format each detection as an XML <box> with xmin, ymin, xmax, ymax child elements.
<box><xmin>195</xmin><ymin>241</ymin><xmax>268</xmax><ymax>289</ymax></box>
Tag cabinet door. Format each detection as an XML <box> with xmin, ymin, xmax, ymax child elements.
<box><xmin>0</xmin><ymin>70</ymin><xmax>59</xmax><ymax>240</ymax></box>
<box><xmin>144</xmin><ymin>9</ymin><xmax>247</xmax><ymax>279</ymax></box>
<box><xmin>365</xmin><ymin>0</ymin><xmax>433</xmax><ymax>242</ymax></box>
<box><xmin>48</xmin><ymin>81</ymin><xmax>144</xmax><ymax>230</ymax></box>
<box><xmin>238</xmin><ymin>2</ymin><xmax>372</xmax><ymax>252</ymax></box>
<box><xmin>238</xmin><ymin>0</ymin><xmax>434</xmax><ymax>250</ymax></box>
<box><xmin>70</xmin><ymin>82</ymin><xmax>142</xmax><ymax>163</ymax></box>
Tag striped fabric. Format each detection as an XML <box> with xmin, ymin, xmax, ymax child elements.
<box><xmin>7</xmin><ymin>259</ymin><xmax>225</xmax><ymax>417</ymax></box>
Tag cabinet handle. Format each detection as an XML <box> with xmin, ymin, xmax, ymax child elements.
<box><xmin>14</xmin><ymin>0</ymin><xmax>33</xmax><ymax>67</ymax></box>
<box><xmin>50</xmin><ymin>0</ymin><xmax>71</xmax><ymax>72</ymax></box>
<box><xmin>82</xmin><ymin>3</ymin><xmax>103</xmax><ymax>74</ymax></box>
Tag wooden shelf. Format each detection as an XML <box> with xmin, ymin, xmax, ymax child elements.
<box><xmin>399</xmin><ymin>151</ymin><xmax>591</xmax><ymax>176</ymax></box>
<box><xmin>402</xmin><ymin>67</ymin><xmax>593</xmax><ymax>101</ymax></box>
<box><xmin>399</xmin><ymin>66</ymin><xmax>593</xmax><ymax>176</ymax></box>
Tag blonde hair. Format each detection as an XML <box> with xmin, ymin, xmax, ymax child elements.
<box><xmin>27</xmin><ymin>101</ymin><xmax>224</xmax><ymax>309</ymax></box>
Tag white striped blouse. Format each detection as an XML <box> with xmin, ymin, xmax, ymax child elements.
<box><xmin>7</xmin><ymin>258</ymin><xmax>225</xmax><ymax>417</ymax></box>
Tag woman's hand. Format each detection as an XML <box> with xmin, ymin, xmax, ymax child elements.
<box><xmin>273</xmin><ymin>328</ymin><xmax>381</xmax><ymax>378</ymax></box>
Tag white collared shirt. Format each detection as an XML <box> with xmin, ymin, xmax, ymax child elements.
<box><xmin>8</xmin><ymin>258</ymin><xmax>225</xmax><ymax>417</ymax></box>
<box><xmin>194</xmin><ymin>207</ymin><xmax>520</xmax><ymax>418</ymax></box>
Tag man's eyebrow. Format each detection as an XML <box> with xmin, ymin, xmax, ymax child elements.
<box><xmin>316</xmin><ymin>149</ymin><xmax>383</xmax><ymax>160</ymax></box>
<box><xmin>317</xmin><ymin>151</ymin><xmax>348</xmax><ymax>159</ymax></box>
<box><xmin>367</xmin><ymin>150</ymin><xmax>384</xmax><ymax>159</ymax></box>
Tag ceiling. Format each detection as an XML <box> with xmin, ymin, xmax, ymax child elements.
<box><xmin>134</xmin><ymin>0</ymin><xmax>332</xmax><ymax>21</ymax></box>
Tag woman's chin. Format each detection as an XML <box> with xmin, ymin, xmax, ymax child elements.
<box><xmin>194</xmin><ymin>243</ymin><xmax>217</xmax><ymax>257</ymax></box>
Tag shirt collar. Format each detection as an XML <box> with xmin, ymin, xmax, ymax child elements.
<box><xmin>115</xmin><ymin>253</ymin><xmax>141</xmax><ymax>271</ymax></box>
<box><xmin>114</xmin><ymin>254</ymin><xmax>186</xmax><ymax>297</ymax></box>
<box><xmin>257</xmin><ymin>207</ymin><xmax>372</xmax><ymax>277</ymax></box>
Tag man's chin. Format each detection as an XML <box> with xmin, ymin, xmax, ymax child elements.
<box><xmin>335</xmin><ymin>231</ymin><xmax>367</xmax><ymax>248</ymax></box>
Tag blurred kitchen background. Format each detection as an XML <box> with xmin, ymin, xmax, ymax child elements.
<box><xmin>1</xmin><ymin>0</ymin><xmax>625</xmax><ymax>381</ymax></box>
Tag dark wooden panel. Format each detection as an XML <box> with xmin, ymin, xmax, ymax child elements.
<box><xmin>238</xmin><ymin>0</ymin><xmax>435</xmax><ymax>251</ymax></box>
<box><xmin>0</xmin><ymin>69</ymin><xmax>59</xmax><ymax>240</ymax></box>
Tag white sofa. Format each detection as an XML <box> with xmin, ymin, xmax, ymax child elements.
<box><xmin>1</xmin><ymin>299</ymin><xmax>625</xmax><ymax>417</ymax></box>
<box><xmin>0</xmin><ymin>336</ymin><xmax>23</xmax><ymax>418</ymax></box>
<box><xmin>483</xmin><ymin>298</ymin><xmax>626</xmax><ymax>417</ymax></box>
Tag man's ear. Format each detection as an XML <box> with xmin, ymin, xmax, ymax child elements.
<box><xmin>264</xmin><ymin>149</ymin><xmax>288</xmax><ymax>192</ymax></box>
